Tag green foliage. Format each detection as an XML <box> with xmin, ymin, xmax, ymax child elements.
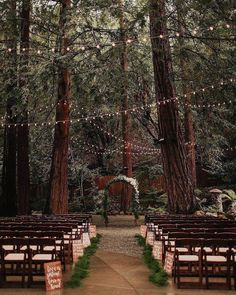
<box><xmin>222</xmin><ymin>189</ymin><xmax>236</xmax><ymax>200</ymax></box>
<box><xmin>135</xmin><ymin>235</ymin><xmax>168</xmax><ymax>287</ymax></box>
<box><xmin>149</xmin><ymin>270</ymin><xmax>168</xmax><ymax>287</ymax></box>
<box><xmin>66</xmin><ymin>234</ymin><xmax>102</xmax><ymax>288</ymax></box>
<box><xmin>140</xmin><ymin>190</ymin><xmax>167</xmax><ymax>213</ymax></box>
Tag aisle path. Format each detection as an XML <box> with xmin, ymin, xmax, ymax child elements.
<box><xmin>2</xmin><ymin>215</ymin><xmax>236</xmax><ymax>295</ymax></box>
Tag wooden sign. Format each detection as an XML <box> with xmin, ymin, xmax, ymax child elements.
<box><xmin>140</xmin><ymin>225</ymin><xmax>147</xmax><ymax>238</ymax></box>
<box><xmin>72</xmin><ymin>239</ymin><xmax>84</xmax><ymax>262</ymax></box>
<box><xmin>152</xmin><ymin>241</ymin><xmax>158</xmax><ymax>259</ymax></box>
<box><xmin>164</xmin><ymin>251</ymin><xmax>174</xmax><ymax>275</ymax></box>
<box><xmin>146</xmin><ymin>231</ymin><xmax>154</xmax><ymax>246</ymax></box>
<box><xmin>82</xmin><ymin>232</ymin><xmax>91</xmax><ymax>247</ymax></box>
<box><xmin>44</xmin><ymin>261</ymin><xmax>63</xmax><ymax>292</ymax></box>
<box><xmin>152</xmin><ymin>240</ymin><xmax>163</xmax><ymax>262</ymax></box>
<box><xmin>89</xmin><ymin>225</ymin><xmax>97</xmax><ymax>238</ymax></box>
<box><xmin>156</xmin><ymin>241</ymin><xmax>163</xmax><ymax>261</ymax></box>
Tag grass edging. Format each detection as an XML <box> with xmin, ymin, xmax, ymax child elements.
<box><xmin>66</xmin><ymin>234</ymin><xmax>102</xmax><ymax>288</ymax></box>
<box><xmin>135</xmin><ymin>234</ymin><xmax>168</xmax><ymax>287</ymax></box>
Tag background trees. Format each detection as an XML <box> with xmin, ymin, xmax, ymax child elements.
<box><xmin>0</xmin><ymin>0</ymin><xmax>235</xmax><ymax>215</ymax></box>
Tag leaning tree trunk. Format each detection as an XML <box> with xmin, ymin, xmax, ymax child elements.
<box><xmin>49</xmin><ymin>0</ymin><xmax>71</xmax><ymax>214</ymax></box>
<box><xmin>176</xmin><ymin>0</ymin><xmax>197</xmax><ymax>188</ymax></box>
<box><xmin>1</xmin><ymin>0</ymin><xmax>17</xmax><ymax>217</ymax></box>
<box><xmin>17</xmin><ymin>0</ymin><xmax>31</xmax><ymax>215</ymax></box>
<box><xmin>149</xmin><ymin>0</ymin><xmax>196</xmax><ymax>213</ymax></box>
<box><xmin>119</xmin><ymin>0</ymin><xmax>133</xmax><ymax>213</ymax></box>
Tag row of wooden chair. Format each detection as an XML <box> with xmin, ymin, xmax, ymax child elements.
<box><xmin>0</xmin><ymin>214</ymin><xmax>92</xmax><ymax>288</ymax></box>
<box><xmin>144</xmin><ymin>214</ymin><xmax>236</xmax><ymax>289</ymax></box>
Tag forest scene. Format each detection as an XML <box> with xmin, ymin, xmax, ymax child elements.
<box><xmin>0</xmin><ymin>0</ymin><xmax>235</xmax><ymax>292</ymax></box>
<box><xmin>0</xmin><ymin>0</ymin><xmax>235</xmax><ymax>218</ymax></box>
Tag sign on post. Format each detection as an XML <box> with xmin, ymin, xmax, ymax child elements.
<box><xmin>164</xmin><ymin>251</ymin><xmax>174</xmax><ymax>275</ymax></box>
<box><xmin>89</xmin><ymin>225</ymin><xmax>97</xmax><ymax>238</ymax></box>
<box><xmin>140</xmin><ymin>225</ymin><xmax>147</xmax><ymax>238</ymax></box>
<box><xmin>72</xmin><ymin>239</ymin><xmax>84</xmax><ymax>262</ymax></box>
<box><xmin>44</xmin><ymin>261</ymin><xmax>63</xmax><ymax>292</ymax></box>
<box><xmin>82</xmin><ymin>232</ymin><xmax>91</xmax><ymax>248</ymax></box>
<box><xmin>156</xmin><ymin>241</ymin><xmax>163</xmax><ymax>261</ymax></box>
<box><xmin>152</xmin><ymin>240</ymin><xmax>163</xmax><ymax>263</ymax></box>
<box><xmin>146</xmin><ymin>231</ymin><xmax>154</xmax><ymax>246</ymax></box>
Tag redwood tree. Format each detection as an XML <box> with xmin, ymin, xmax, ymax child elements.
<box><xmin>1</xmin><ymin>0</ymin><xmax>17</xmax><ymax>217</ymax></box>
<box><xmin>119</xmin><ymin>0</ymin><xmax>133</xmax><ymax>213</ymax></box>
<box><xmin>149</xmin><ymin>0</ymin><xmax>196</xmax><ymax>213</ymax></box>
<box><xmin>176</xmin><ymin>0</ymin><xmax>197</xmax><ymax>188</ymax></box>
<box><xmin>17</xmin><ymin>0</ymin><xmax>31</xmax><ymax>215</ymax></box>
<box><xmin>48</xmin><ymin>0</ymin><xmax>71</xmax><ymax>214</ymax></box>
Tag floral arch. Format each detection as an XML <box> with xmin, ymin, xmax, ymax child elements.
<box><xmin>102</xmin><ymin>175</ymin><xmax>140</xmax><ymax>226</ymax></box>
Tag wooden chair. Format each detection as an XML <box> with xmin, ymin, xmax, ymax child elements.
<box><xmin>202</xmin><ymin>239</ymin><xmax>233</xmax><ymax>290</ymax></box>
<box><xmin>27</xmin><ymin>238</ymin><xmax>60</xmax><ymax>287</ymax></box>
<box><xmin>173</xmin><ymin>239</ymin><xmax>203</xmax><ymax>289</ymax></box>
<box><xmin>0</xmin><ymin>238</ymin><xmax>29</xmax><ymax>288</ymax></box>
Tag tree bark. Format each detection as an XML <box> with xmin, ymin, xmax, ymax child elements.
<box><xmin>1</xmin><ymin>0</ymin><xmax>18</xmax><ymax>217</ymax></box>
<box><xmin>17</xmin><ymin>0</ymin><xmax>31</xmax><ymax>215</ymax></box>
<box><xmin>119</xmin><ymin>0</ymin><xmax>133</xmax><ymax>213</ymax></box>
<box><xmin>176</xmin><ymin>0</ymin><xmax>197</xmax><ymax>188</ymax></box>
<box><xmin>49</xmin><ymin>0</ymin><xmax>71</xmax><ymax>214</ymax></box>
<box><xmin>149</xmin><ymin>0</ymin><xmax>196</xmax><ymax>214</ymax></box>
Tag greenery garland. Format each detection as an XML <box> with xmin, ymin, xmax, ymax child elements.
<box><xmin>102</xmin><ymin>175</ymin><xmax>140</xmax><ymax>225</ymax></box>
<box><xmin>66</xmin><ymin>234</ymin><xmax>101</xmax><ymax>288</ymax></box>
<box><xmin>135</xmin><ymin>234</ymin><xmax>168</xmax><ymax>287</ymax></box>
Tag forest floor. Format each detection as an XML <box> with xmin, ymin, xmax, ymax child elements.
<box><xmin>2</xmin><ymin>215</ymin><xmax>236</xmax><ymax>295</ymax></box>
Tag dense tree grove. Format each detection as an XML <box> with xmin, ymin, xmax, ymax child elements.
<box><xmin>0</xmin><ymin>0</ymin><xmax>235</xmax><ymax>215</ymax></box>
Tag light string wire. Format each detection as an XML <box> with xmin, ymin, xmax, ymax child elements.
<box><xmin>0</xmin><ymin>76</ymin><xmax>234</xmax><ymax>127</ymax></box>
<box><xmin>0</xmin><ymin>21</ymin><xmax>234</xmax><ymax>55</ymax></box>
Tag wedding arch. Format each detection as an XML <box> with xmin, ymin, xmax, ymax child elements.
<box><xmin>102</xmin><ymin>175</ymin><xmax>140</xmax><ymax>226</ymax></box>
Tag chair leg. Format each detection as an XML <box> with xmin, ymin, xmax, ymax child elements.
<box><xmin>205</xmin><ymin>263</ymin><xmax>209</xmax><ymax>289</ymax></box>
<box><xmin>177</xmin><ymin>261</ymin><xmax>180</xmax><ymax>288</ymax></box>
<box><xmin>21</xmin><ymin>262</ymin><xmax>25</xmax><ymax>288</ymax></box>
<box><xmin>233</xmin><ymin>257</ymin><xmax>236</xmax><ymax>290</ymax></box>
<box><xmin>173</xmin><ymin>261</ymin><xmax>176</xmax><ymax>284</ymax></box>
<box><xmin>199</xmin><ymin>260</ymin><xmax>203</xmax><ymax>288</ymax></box>
<box><xmin>28</xmin><ymin>260</ymin><xmax>32</xmax><ymax>288</ymax></box>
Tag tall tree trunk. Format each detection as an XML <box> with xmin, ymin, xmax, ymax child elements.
<box><xmin>176</xmin><ymin>0</ymin><xmax>197</xmax><ymax>188</ymax></box>
<box><xmin>149</xmin><ymin>0</ymin><xmax>196</xmax><ymax>214</ymax></box>
<box><xmin>119</xmin><ymin>0</ymin><xmax>133</xmax><ymax>213</ymax></box>
<box><xmin>17</xmin><ymin>0</ymin><xmax>31</xmax><ymax>215</ymax></box>
<box><xmin>49</xmin><ymin>0</ymin><xmax>71</xmax><ymax>214</ymax></box>
<box><xmin>1</xmin><ymin>0</ymin><xmax>18</xmax><ymax>217</ymax></box>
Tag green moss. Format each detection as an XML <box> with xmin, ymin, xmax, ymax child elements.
<box><xmin>135</xmin><ymin>234</ymin><xmax>168</xmax><ymax>287</ymax></box>
<box><xmin>66</xmin><ymin>234</ymin><xmax>101</xmax><ymax>288</ymax></box>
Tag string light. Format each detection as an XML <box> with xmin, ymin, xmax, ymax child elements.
<box><xmin>0</xmin><ymin>77</ymin><xmax>234</xmax><ymax>128</ymax></box>
<box><xmin>73</xmin><ymin>136</ymin><xmax>236</xmax><ymax>158</ymax></box>
<box><xmin>1</xmin><ymin>22</ymin><xmax>233</xmax><ymax>55</ymax></box>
